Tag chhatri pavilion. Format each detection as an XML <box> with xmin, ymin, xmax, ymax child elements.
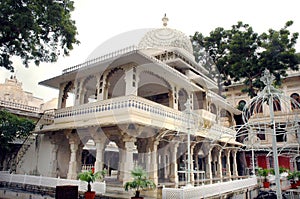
<box><xmin>18</xmin><ymin>15</ymin><xmax>242</xmax><ymax>186</ymax></box>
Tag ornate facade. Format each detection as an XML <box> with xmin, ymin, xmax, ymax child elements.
<box><xmin>224</xmin><ymin>70</ymin><xmax>300</xmax><ymax>172</ymax></box>
<box><xmin>18</xmin><ymin>16</ymin><xmax>242</xmax><ymax>186</ymax></box>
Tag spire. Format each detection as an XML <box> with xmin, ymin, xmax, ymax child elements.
<box><xmin>162</xmin><ymin>13</ymin><xmax>168</xmax><ymax>27</ymax></box>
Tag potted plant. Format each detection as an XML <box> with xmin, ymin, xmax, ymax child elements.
<box><xmin>296</xmin><ymin>171</ymin><xmax>300</xmax><ymax>186</ymax></box>
<box><xmin>287</xmin><ymin>170</ymin><xmax>299</xmax><ymax>189</ymax></box>
<box><xmin>124</xmin><ymin>166</ymin><xmax>156</xmax><ymax>199</ymax></box>
<box><xmin>78</xmin><ymin>169</ymin><xmax>106</xmax><ymax>199</ymax></box>
<box><xmin>257</xmin><ymin>168</ymin><xmax>271</xmax><ymax>188</ymax></box>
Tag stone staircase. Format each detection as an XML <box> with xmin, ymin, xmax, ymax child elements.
<box><xmin>15</xmin><ymin>133</ymin><xmax>37</xmax><ymax>168</ymax></box>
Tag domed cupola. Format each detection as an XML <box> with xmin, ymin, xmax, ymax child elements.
<box><xmin>138</xmin><ymin>14</ymin><xmax>194</xmax><ymax>55</ymax></box>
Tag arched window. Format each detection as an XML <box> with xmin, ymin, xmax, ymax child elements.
<box><xmin>237</xmin><ymin>100</ymin><xmax>246</xmax><ymax>111</ymax></box>
<box><xmin>210</xmin><ymin>103</ymin><xmax>217</xmax><ymax>114</ymax></box>
<box><xmin>273</xmin><ymin>97</ymin><xmax>281</xmax><ymax>111</ymax></box>
<box><xmin>291</xmin><ymin>93</ymin><xmax>300</xmax><ymax>110</ymax></box>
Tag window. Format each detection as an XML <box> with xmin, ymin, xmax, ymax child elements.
<box><xmin>276</xmin><ymin>124</ymin><xmax>286</xmax><ymax>142</ymax></box>
<box><xmin>257</xmin><ymin>129</ymin><xmax>266</xmax><ymax>140</ymax></box>
<box><xmin>291</xmin><ymin>93</ymin><xmax>300</xmax><ymax>110</ymax></box>
<box><xmin>237</xmin><ymin>100</ymin><xmax>246</xmax><ymax>111</ymax></box>
<box><xmin>273</xmin><ymin>97</ymin><xmax>281</xmax><ymax>111</ymax></box>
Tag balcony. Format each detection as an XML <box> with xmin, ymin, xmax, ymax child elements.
<box><xmin>37</xmin><ymin>96</ymin><xmax>236</xmax><ymax>143</ymax></box>
<box><xmin>38</xmin><ymin>95</ymin><xmax>190</xmax><ymax>132</ymax></box>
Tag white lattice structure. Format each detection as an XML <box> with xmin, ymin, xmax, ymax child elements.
<box><xmin>162</xmin><ymin>177</ymin><xmax>257</xmax><ymax>199</ymax></box>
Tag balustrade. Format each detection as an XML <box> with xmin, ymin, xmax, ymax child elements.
<box><xmin>162</xmin><ymin>176</ymin><xmax>257</xmax><ymax>199</ymax></box>
<box><xmin>0</xmin><ymin>172</ymin><xmax>105</xmax><ymax>194</ymax></box>
<box><xmin>0</xmin><ymin>100</ymin><xmax>40</xmax><ymax>113</ymax></box>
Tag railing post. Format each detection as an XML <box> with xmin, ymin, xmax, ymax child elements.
<box><xmin>23</xmin><ymin>173</ymin><xmax>27</xmax><ymax>189</ymax></box>
<box><xmin>39</xmin><ymin>175</ymin><xmax>42</xmax><ymax>187</ymax></box>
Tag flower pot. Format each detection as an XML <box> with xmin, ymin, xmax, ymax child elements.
<box><xmin>131</xmin><ymin>197</ymin><xmax>143</xmax><ymax>199</ymax></box>
<box><xmin>263</xmin><ymin>181</ymin><xmax>270</xmax><ymax>188</ymax></box>
<box><xmin>297</xmin><ymin>180</ymin><xmax>300</xmax><ymax>186</ymax></box>
<box><xmin>84</xmin><ymin>191</ymin><xmax>96</xmax><ymax>199</ymax></box>
<box><xmin>291</xmin><ymin>182</ymin><xmax>298</xmax><ymax>189</ymax></box>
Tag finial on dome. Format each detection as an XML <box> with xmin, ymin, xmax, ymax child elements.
<box><xmin>162</xmin><ymin>13</ymin><xmax>168</xmax><ymax>27</ymax></box>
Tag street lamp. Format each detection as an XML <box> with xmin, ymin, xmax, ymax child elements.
<box><xmin>183</xmin><ymin>100</ymin><xmax>198</xmax><ymax>186</ymax></box>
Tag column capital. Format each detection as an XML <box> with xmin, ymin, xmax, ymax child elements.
<box><xmin>65</xmin><ymin>130</ymin><xmax>80</xmax><ymax>145</ymax></box>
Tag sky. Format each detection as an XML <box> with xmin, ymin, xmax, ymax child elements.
<box><xmin>1</xmin><ymin>0</ymin><xmax>300</xmax><ymax>102</ymax></box>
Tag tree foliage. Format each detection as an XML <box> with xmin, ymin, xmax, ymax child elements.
<box><xmin>0</xmin><ymin>0</ymin><xmax>79</xmax><ymax>71</ymax></box>
<box><xmin>192</xmin><ymin>21</ymin><xmax>299</xmax><ymax>97</ymax></box>
<box><xmin>0</xmin><ymin>110</ymin><xmax>35</xmax><ymax>152</ymax></box>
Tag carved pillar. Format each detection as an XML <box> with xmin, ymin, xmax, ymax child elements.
<box><xmin>190</xmin><ymin>143</ymin><xmax>196</xmax><ymax>184</ymax></box>
<box><xmin>217</xmin><ymin>148</ymin><xmax>223</xmax><ymax>182</ymax></box>
<box><xmin>122</xmin><ymin>138</ymin><xmax>136</xmax><ymax>184</ymax></box>
<box><xmin>57</xmin><ymin>83</ymin><xmax>65</xmax><ymax>109</ymax></box>
<box><xmin>75</xmin><ymin>79</ymin><xmax>84</xmax><ymax>105</ymax></box>
<box><xmin>145</xmin><ymin>150</ymin><xmax>151</xmax><ymax>173</ymax></box>
<box><xmin>95</xmin><ymin>74</ymin><xmax>101</xmax><ymax>101</ymax></box>
<box><xmin>226</xmin><ymin>149</ymin><xmax>232</xmax><ymax>179</ymax></box>
<box><xmin>206</xmin><ymin>149</ymin><xmax>213</xmax><ymax>184</ymax></box>
<box><xmin>98</xmin><ymin>73</ymin><xmax>107</xmax><ymax>101</ymax></box>
<box><xmin>118</xmin><ymin>149</ymin><xmax>126</xmax><ymax>181</ymax></box>
<box><xmin>150</xmin><ymin>141</ymin><xmax>159</xmax><ymax>186</ymax></box>
<box><xmin>164</xmin><ymin>147</ymin><xmax>169</xmax><ymax>179</ymax></box>
<box><xmin>232</xmin><ymin>150</ymin><xmax>238</xmax><ymax>177</ymax></box>
<box><xmin>169</xmin><ymin>142</ymin><xmax>179</xmax><ymax>184</ymax></box>
<box><xmin>66</xmin><ymin>132</ymin><xmax>80</xmax><ymax>179</ymax></box>
<box><xmin>94</xmin><ymin>139</ymin><xmax>106</xmax><ymax>172</ymax></box>
<box><xmin>49</xmin><ymin>143</ymin><xmax>59</xmax><ymax>177</ymax></box>
<box><xmin>172</xmin><ymin>86</ymin><xmax>178</xmax><ymax>110</ymax></box>
<box><xmin>124</xmin><ymin>66</ymin><xmax>138</xmax><ymax>96</ymax></box>
<box><xmin>159</xmin><ymin>151</ymin><xmax>165</xmax><ymax>179</ymax></box>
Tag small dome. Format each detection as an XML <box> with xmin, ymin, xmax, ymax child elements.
<box><xmin>138</xmin><ymin>27</ymin><xmax>194</xmax><ymax>55</ymax></box>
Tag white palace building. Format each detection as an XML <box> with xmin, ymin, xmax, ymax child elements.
<box><xmin>16</xmin><ymin>16</ymin><xmax>244</xmax><ymax>190</ymax></box>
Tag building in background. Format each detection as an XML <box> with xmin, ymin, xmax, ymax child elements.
<box><xmin>224</xmin><ymin>70</ymin><xmax>300</xmax><ymax>172</ymax></box>
<box><xmin>0</xmin><ymin>75</ymin><xmax>57</xmax><ymax>172</ymax></box>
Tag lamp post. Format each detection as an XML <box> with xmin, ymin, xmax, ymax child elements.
<box><xmin>260</xmin><ymin>69</ymin><xmax>282</xmax><ymax>199</ymax></box>
<box><xmin>184</xmin><ymin>100</ymin><xmax>195</xmax><ymax>186</ymax></box>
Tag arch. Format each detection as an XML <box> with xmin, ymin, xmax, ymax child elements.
<box><xmin>291</xmin><ymin>93</ymin><xmax>300</xmax><ymax>110</ymax></box>
<box><xmin>237</xmin><ymin>100</ymin><xmax>246</xmax><ymax>111</ymax></box>
<box><xmin>220</xmin><ymin>109</ymin><xmax>234</xmax><ymax>127</ymax></box>
<box><xmin>249</xmin><ymin>98</ymin><xmax>263</xmax><ymax>114</ymax></box>
<box><xmin>61</xmin><ymin>81</ymin><xmax>74</xmax><ymax>108</ymax></box>
<box><xmin>178</xmin><ymin>88</ymin><xmax>188</xmax><ymax>111</ymax></box>
<box><xmin>138</xmin><ymin>71</ymin><xmax>172</xmax><ymax>107</ymax></box>
<box><xmin>106</xmin><ymin>68</ymin><xmax>126</xmax><ymax>99</ymax></box>
<box><xmin>210</xmin><ymin>103</ymin><xmax>217</xmax><ymax>115</ymax></box>
<box><xmin>82</xmin><ymin>75</ymin><xmax>97</xmax><ymax>104</ymax></box>
<box><xmin>273</xmin><ymin>96</ymin><xmax>281</xmax><ymax>111</ymax></box>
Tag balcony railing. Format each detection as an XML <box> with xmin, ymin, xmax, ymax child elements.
<box><xmin>0</xmin><ymin>100</ymin><xmax>40</xmax><ymax>113</ymax></box>
<box><xmin>52</xmin><ymin>95</ymin><xmax>194</xmax><ymax>129</ymax></box>
<box><xmin>62</xmin><ymin>46</ymin><xmax>138</xmax><ymax>74</ymax></box>
<box><xmin>162</xmin><ymin>176</ymin><xmax>257</xmax><ymax>199</ymax></box>
<box><xmin>39</xmin><ymin>96</ymin><xmax>237</xmax><ymax>143</ymax></box>
<box><xmin>0</xmin><ymin>172</ymin><xmax>105</xmax><ymax>194</ymax></box>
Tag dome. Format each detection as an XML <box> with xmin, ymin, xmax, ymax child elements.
<box><xmin>138</xmin><ymin>27</ymin><xmax>194</xmax><ymax>55</ymax></box>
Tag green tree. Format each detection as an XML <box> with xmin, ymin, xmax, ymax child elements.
<box><xmin>0</xmin><ymin>110</ymin><xmax>35</xmax><ymax>153</ymax></box>
<box><xmin>0</xmin><ymin>0</ymin><xmax>79</xmax><ymax>72</ymax></box>
<box><xmin>192</xmin><ymin>21</ymin><xmax>299</xmax><ymax>97</ymax></box>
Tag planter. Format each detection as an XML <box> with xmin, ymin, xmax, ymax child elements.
<box><xmin>291</xmin><ymin>182</ymin><xmax>298</xmax><ymax>189</ymax></box>
<box><xmin>263</xmin><ymin>181</ymin><xmax>270</xmax><ymax>188</ymax></box>
<box><xmin>297</xmin><ymin>180</ymin><xmax>300</xmax><ymax>186</ymax></box>
<box><xmin>131</xmin><ymin>197</ymin><xmax>143</xmax><ymax>199</ymax></box>
<box><xmin>84</xmin><ymin>191</ymin><xmax>96</xmax><ymax>199</ymax></box>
